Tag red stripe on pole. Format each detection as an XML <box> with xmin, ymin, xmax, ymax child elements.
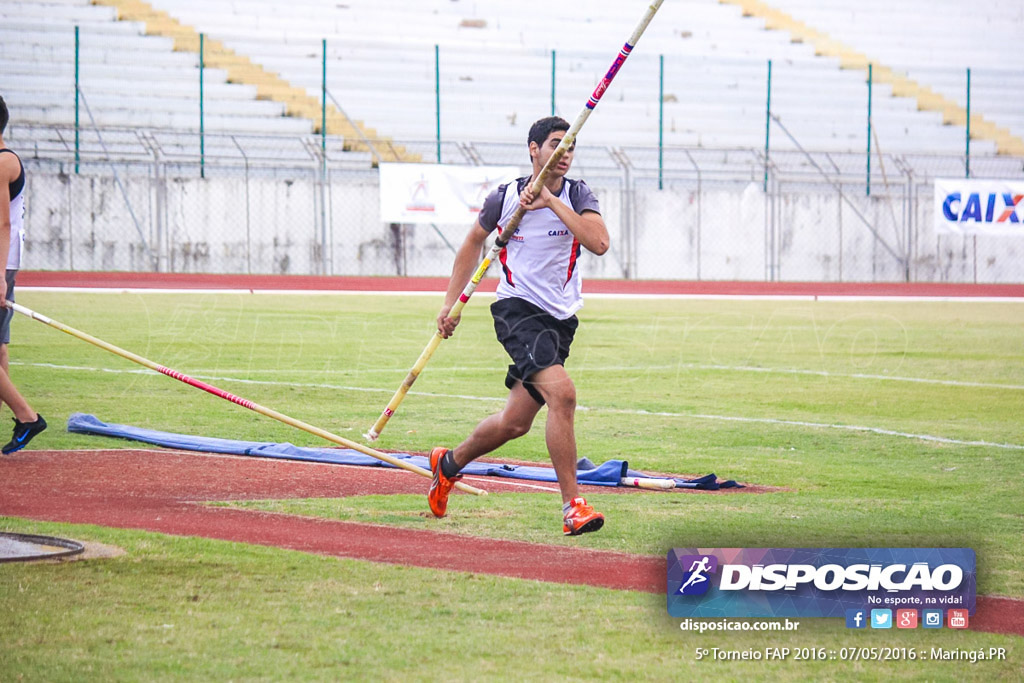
<box><xmin>157</xmin><ymin>366</ymin><xmax>257</xmax><ymax>411</ymax></box>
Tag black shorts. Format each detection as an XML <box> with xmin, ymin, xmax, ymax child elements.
<box><xmin>0</xmin><ymin>270</ymin><xmax>15</xmax><ymax>345</ymax></box>
<box><xmin>491</xmin><ymin>297</ymin><xmax>578</xmax><ymax>406</ymax></box>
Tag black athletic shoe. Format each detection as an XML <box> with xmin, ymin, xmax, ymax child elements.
<box><xmin>2</xmin><ymin>414</ymin><xmax>47</xmax><ymax>454</ymax></box>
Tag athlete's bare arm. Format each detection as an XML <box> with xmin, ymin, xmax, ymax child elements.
<box><xmin>437</xmin><ymin>220</ymin><xmax>491</xmax><ymax>338</ymax></box>
<box><xmin>0</xmin><ymin>153</ymin><xmax>16</xmax><ymax>303</ymax></box>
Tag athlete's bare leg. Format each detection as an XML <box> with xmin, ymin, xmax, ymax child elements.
<box><xmin>452</xmin><ymin>381</ymin><xmax>542</xmax><ymax>465</ymax></box>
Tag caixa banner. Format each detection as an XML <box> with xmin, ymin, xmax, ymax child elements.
<box><xmin>934</xmin><ymin>179</ymin><xmax>1023</xmax><ymax>235</ymax></box>
<box><xmin>667</xmin><ymin>548</ymin><xmax>975</xmax><ymax>618</ymax></box>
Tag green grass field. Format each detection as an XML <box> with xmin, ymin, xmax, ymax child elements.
<box><xmin>2</xmin><ymin>290</ymin><xmax>1022</xmax><ymax>680</ymax></box>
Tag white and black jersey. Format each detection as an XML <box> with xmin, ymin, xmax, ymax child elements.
<box><xmin>1</xmin><ymin>149</ymin><xmax>25</xmax><ymax>270</ymax></box>
<box><xmin>478</xmin><ymin>176</ymin><xmax>600</xmax><ymax>320</ymax></box>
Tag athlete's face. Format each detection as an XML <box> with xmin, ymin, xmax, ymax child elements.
<box><xmin>530</xmin><ymin>131</ymin><xmax>574</xmax><ymax>176</ymax></box>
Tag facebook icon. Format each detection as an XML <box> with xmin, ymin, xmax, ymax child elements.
<box><xmin>845</xmin><ymin>609</ymin><xmax>867</xmax><ymax>629</ymax></box>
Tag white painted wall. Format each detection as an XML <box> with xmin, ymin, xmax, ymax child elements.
<box><xmin>20</xmin><ymin>169</ymin><xmax>1024</xmax><ymax>283</ymax></box>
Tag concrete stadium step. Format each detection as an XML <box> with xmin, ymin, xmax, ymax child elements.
<box><xmin>18</xmin><ymin>107</ymin><xmax>314</xmax><ymax>134</ymax></box>
<box><xmin>720</xmin><ymin>0</ymin><xmax>1024</xmax><ymax>155</ymax></box>
<box><xmin>6</xmin><ymin>90</ymin><xmax>289</xmax><ymax>117</ymax></box>
<box><xmin>5</xmin><ymin>75</ymin><xmax>258</xmax><ymax>101</ymax></box>
<box><xmin>87</xmin><ymin>0</ymin><xmax>414</xmax><ymax>161</ymax></box>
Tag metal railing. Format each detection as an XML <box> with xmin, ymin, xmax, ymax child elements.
<box><xmin>11</xmin><ymin>123</ymin><xmax>1024</xmax><ymax>283</ymax></box>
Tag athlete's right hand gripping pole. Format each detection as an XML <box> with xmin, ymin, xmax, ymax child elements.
<box><xmin>365</xmin><ymin>0</ymin><xmax>665</xmax><ymax>442</ymax></box>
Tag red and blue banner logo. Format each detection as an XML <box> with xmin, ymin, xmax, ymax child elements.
<box><xmin>933</xmin><ymin>179</ymin><xmax>1024</xmax><ymax>235</ymax></box>
<box><xmin>667</xmin><ymin>548</ymin><xmax>975</xmax><ymax>618</ymax></box>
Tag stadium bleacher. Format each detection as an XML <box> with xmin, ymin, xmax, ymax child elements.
<box><xmin>763</xmin><ymin>0</ymin><xmax>1024</xmax><ymax>140</ymax></box>
<box><xmin>0</xmin><ymin>2</ymin><xmax>310</xmax><ymax>133</ymax></box>
<box><xmin>3</xmin><ymin>0</ymin><xmax>1020</xmax><ymax>163</ymax></box>
<box><xmin>720</xmin><ymin>0</ymin><xmax>1023</xmax><ymax>156</ymax></box>
<box><xmin>133</xmin><ymin>0</ymin><xmax>1007</xmax><ymax>156</ymax></box>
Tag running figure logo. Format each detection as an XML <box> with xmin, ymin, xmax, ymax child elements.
<box><xmin>676</xmin><ymin>554</ymin><xmax>718</xmax><ymax>595</ymax></box>
<box><xmin>405</xmin><ymin>174</ymin><xmax>435</xmax><ymax>213</ymax></box>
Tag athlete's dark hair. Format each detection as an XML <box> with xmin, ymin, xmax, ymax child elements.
<box><xmin>527</xmin><ymin>116</ymin><xmax>570</xmax><ymax>154</ymax></box>
<box><xmin>0</xmin><ymin>96</ymin><xmax>8</xmax><ymax>135</ymax></box>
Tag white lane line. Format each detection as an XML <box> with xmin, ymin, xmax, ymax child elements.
<box><xmin>329</xmin><ymin>362</ymin><xmax>1024</xmax><ymax>392</ymax></box>
<box><xmin>23</xmin><ymin>362</ymin><xmax>1024</xmax><ymax>451</ymax></box>
<box><xmin>591</xmin><ymin>408</ymin><xmax>1024</xmax><ymax>451</ymax></box>
<box><xmin>666</xmin><ymin>363</ymin><xmax>1024</xmax><ymax>392</ymax></box>
<box><xmin>21</xmin><ymin>358</ymin><xmax>1023</xmax><ymax>392</ymax></box>
<box><xmin>462</xmin><ymin>476</ymin><xmax>561</xmax><ymax>492</ymax></box>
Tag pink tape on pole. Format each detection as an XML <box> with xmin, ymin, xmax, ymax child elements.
<box><xmin>587</xmin><ymin>43</ymin><xmax>634</xmax><ymax>109</ymax></box>
<box><xmin>157</xmin><ymin>366</ymin><xmax>258</xmax><ymax>411</ymax></box>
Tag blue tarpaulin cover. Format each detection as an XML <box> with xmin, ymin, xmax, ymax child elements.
<box><xmin>67</xmin><ymin>413</ymin><xmax>736</xmax><ymax>489</ymax></box>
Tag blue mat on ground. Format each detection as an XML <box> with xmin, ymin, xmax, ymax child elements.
<box><xmin>67</xmin><ymin>413</ymin><xmax>737</xmax><ymax>489</ymax></box>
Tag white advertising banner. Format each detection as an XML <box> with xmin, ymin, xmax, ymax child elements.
<box><xmin>934</xmin><ymin>179</ymin><xmax>1024</xmax><ymax>235</ymax></box>
<box><xmin>379</xmin><ymin>163</ymin><xmax>520</xmax><ymax>224</ymax></box>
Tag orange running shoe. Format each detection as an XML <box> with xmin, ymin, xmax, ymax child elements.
<box><xmin>562</xmin><ymin>497</ymin><xmax>605</xmax><ymax>536</ymax></box>
<box><xmin>428</xmin><ymin>446</ymin><xmax>462</xmax><ymax>518</ymax></box>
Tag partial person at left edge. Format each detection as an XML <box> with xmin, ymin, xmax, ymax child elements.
<box><xmin>0</xmin><ymin>95</ymin><xmax>47</xmax><ymax>454</ymax></box>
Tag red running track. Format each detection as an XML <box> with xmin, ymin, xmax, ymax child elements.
<box><xmin>18</xmin><ymin>271</ymin><xmax>1024</xmax><ymax>298</ymax></box>
<box><xmin>1</xmin><ymin>449</ymin><xmax>1020</xmax><ymax>637</ymax></box>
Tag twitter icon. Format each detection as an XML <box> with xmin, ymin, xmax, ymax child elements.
<box><xmin>871</xmin><ymin>609</ymin><xmax>892</xmax><ymax>629</ymax></box>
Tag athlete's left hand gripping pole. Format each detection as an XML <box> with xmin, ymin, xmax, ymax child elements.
<box><xmin>365</xmin><ymin>0</ymin><xmax>665</xmax><ymax>442</ymax></box>
<box><xmin>4</xmin><ymin>301</ymin><xmax>486</xmax><ymax>496</ymax></box>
